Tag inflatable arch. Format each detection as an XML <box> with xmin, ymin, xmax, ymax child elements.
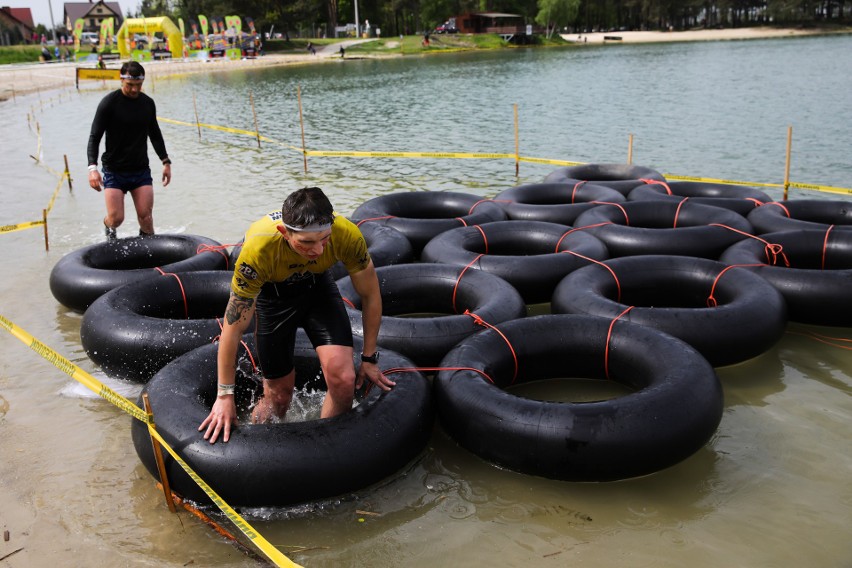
<box><xmin>116</xmin><ymin>17</ymin><xmax>183</xmax><ymax>60</ymax></box>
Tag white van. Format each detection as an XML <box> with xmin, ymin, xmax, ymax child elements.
<box><xmin>81</xmin><ymin>32</ymin><xmax>99</xmax><ymax>45</ymax></box>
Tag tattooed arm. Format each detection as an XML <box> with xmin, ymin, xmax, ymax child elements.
<box><xmin>199</xmin><ymin>291</ymin><xmax>256</xmax><ymax>443</ymax></box>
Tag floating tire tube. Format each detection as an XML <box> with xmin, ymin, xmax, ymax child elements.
<box><xmin>336</xmin><ymin>263</ymin><xmax>526</xmax><ymax>367</ymax></box>
<box><xmin>350</xmin><ymin>190</ymin><xmax>506</xmax><ymax>254</ymax></box>
<box><xmin>627</xmin><ymin>181</ymin><xmax>773</xmax><ymax>216</ymax></box>
<box><xmin>81</xmin><ymin>271</ymin><xmax>235</xmax><ymax>382</ymax></box>
<box><xmin>131</xmin><ymin>337</ymin><xmax>433</xmax><ymax>507</ymax></box>
<box><xmin>720</xmin><ymin>229</ymin><xmax>852</xmax><ymax>326</ymax></box>
<box><xmin>493</xmin><ymin>182</ymin><xmax>625</xmax><ymax>225</ymax></box>
<box><xmin>49</xmin><ymin>234</ymin><xmax>229</xmax><ymax>313</ymax></box>
<box><xmin>542</xmin><ymin>163</ymin><xmax>667</xmax><ymax>195</ymax></box>
<box><xmin>572</xmin><ymin>200</ymin><xmax>754</xmax><ymax>258</ymax></box>
<box><xmin>747</xmin><ymin>199</ymin><xmax>852</xmax><ymax>234</ymax></box>
<box><xmin>551</xmin><ymin>255</ymin><xmax>787</xmax><ymax>366</ymax></box>
<box><xmin>328</xmin><ymin>222</ymin><xmax>414</xmax><ymax>280</ymax></box>
<box><xmin>421</xmin><ymin>220</ymin><xmax>610</xmax><ymax>304</ymax></box>
<box><xmin>434</xmin><ymin>314</ymin><xmax>724</xmax><ymax>481</ymax></box>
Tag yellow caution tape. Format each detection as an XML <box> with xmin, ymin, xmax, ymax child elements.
<box><xmin>662</xmin><ymin>173</ymin><xmax>784</xmax><ymax>189</ymax></box>
<box><xmin>307</xmin><ymin>150</ymin><xmax>514</xmax><ymax>160</ymax></box>
<box><xmin>156</xmin><ymin>114</ymin><xmax>852</xmax><ymax>197</ymax></box>
<box><xmin>1</xmin><ymin>220</ymin><xmax>45</xmax><ymax>234</ymax></box>
<box><xmin>518</xmin><ymin>156</ymin><xmax>585</xmax><ymax>167</ymax></box>
<box><xmin>0</xmin><ymin>315</ymin><xmax>300</xmax><ymax>568</ymax></box>
<box><xmin>45</xmin><ymin>175</ymin><xmax>65</xmax><ymax>214</ymax></box>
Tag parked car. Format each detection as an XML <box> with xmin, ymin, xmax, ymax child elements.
<box><xmin>81</xmin><ymin>32</ymin><xmax>99</xmax><ymax>45</ymax></box>
<box><xmin>434</xmin><ymin>23</ymin><xmax>458</xmax><ymax>34</ymax></box>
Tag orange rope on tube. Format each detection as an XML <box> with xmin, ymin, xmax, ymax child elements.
<box><xmin>559</xmin><ymin>249</ymin><xmax>622</xmax><ymax>301</ymax></box>
<box><xmin>464</xmin><ymin>309</ymin><xmax>519</xmax><ymax>383</ymax></box>
<box><xmin>570</xmin><ymin>181</ymin><xmax>587</xmax><ymax>203</ymax></box>
<box><xmin>640</xmin><ymin>178</ymin><xmax>672</xmax><ymax>194</ymax></box>
<box><xmin>822</xmin><ymin>225</ymin><xmax>835</xmax><ymax>270</ymax></box>
<box><xmin>154</xmin><ymin>269</ymin><xmax>189</xmax><ymax>319</ymax></box>
<box><xmin>453</xmin><ymin>254</ymin><xmax>484</xmax><ymax>312</ymax></box>
<box><xmin>590</xmin><ymin>201</ymin><xmax>630</xmax><ymax>225</ymax></box>
<box><xmin>766</xmin><ymin>202</ymin><xmax>792</xmax><ymax>217</ymax></box>
<box><xmin>673</xmin><ymin>197</ymin><xmax>689</xmax><ymax>228</ymax></box>
<box><xmin>383</xmin><ymin>365</ymin><xmax>496</xmax><ymax>384</ymax></box>
<box><xmin>604</xmin><ymin>306</ymin><xmax>634</xmax><ymax>380</ymax></box>
<box><xmin>356</xmin><ymin>216</ymin><xmax>395</xmax><ymax>226</ymax></box>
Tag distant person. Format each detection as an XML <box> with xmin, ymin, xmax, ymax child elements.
<box><xmin>339</xmin><ymin>45</ymin><xmax>345</xmax><ymax>58</ymax></box>
<box><xmin>86</xmin><ymin>61</ymin><xmax>172</xmax><ymax>240</ymax></box>
<box><xmin>96</xmin><ymin>54</ymin><xmax>106</xmax><ymax>69</ymax></box>
<box><xmin>422</xmin><ymin>32</ymin><xmax>430</xmax><ymax>46</ymax></box>
<box><xmin>306</xmin><ymin>41</ymin><xmax>316</xmax><ymax>55</ymax></box>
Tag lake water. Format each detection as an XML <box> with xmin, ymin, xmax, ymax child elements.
<box><xmin>1</xmin><ymin>34</ymin><xmax>851</xmax><ymax>567</ymax></box>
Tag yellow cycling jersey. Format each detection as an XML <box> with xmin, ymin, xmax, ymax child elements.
<box><xmin>231</xmin><ymin>211</ymin><xmax>370</xmax><ymax>299</ymax></box>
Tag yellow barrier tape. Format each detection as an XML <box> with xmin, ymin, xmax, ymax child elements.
<box><xmin>45</xmin><ymin>174</ymin><xmax>65</xmax><ymax>214</ymax></box>
<box><xmin>518</xmin><ymin>156</ymin><xmax>585</xmax><ymax>167</ymax></box>
<box><xmin>788</xmin><ymin>181</ymin><xmax>852</xmax><ymax>196</ymax></box>
<box><xmin>157</xmin><ymin>114</ymin><xmax>852</xmax><ymax>197</ymax></box>
<box><xmin>1</xmin><ymin>220</ymin><xmax>44</xmax><ymax>234</ymax></box>
<box><xmin>307</xmin><ymin>150</ymin><xmax>514</xmax><ymax>160</ymax></box>
<box><xmin>157</xmin><ymin>117</ymin><xmax>304</xmax><ymax>153</ymax></box>
<box><xmin>147</xmin><ymin>427</ymin><xmax>301</xmax><ymax>567</ymax></box>
<box><xmin>662</xmin><ymin>173</ymin><xmax>784</xmax><ymax>189</ymax></box>
<box><xmin>0</xmin><ymin>315</ymin><xmax>300</xmax><ymax>568</ymax></box>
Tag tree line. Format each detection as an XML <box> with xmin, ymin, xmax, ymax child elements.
<box><xmin>11</xmin><ymin>0</ymin><xmax>848</xmax><ymax>45</ymax></box>
<box><xmin>144</xmin><ymin>0</ymin><xmax>847</xmax><ymax>38</ymax></box>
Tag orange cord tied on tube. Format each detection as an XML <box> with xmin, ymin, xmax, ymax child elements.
<box><xmin>212</xmin><ymin>317</ymin><xmax>259</xmax><ymax>372</ymax></box>
<box><xmin>557</xmin><ymin>247</ymin><xmax>623</xmax><ymax>302</ymax></box>
<box><xmin>453</xmin><ymin>253</ymin><xmax>485</xmax><ymax>313</ymax></box>
<box><xmin>766</xmin><ymin>201</ymin><xmax>792</xmax><ymax>217</ymax></box>
<box><xmin>383</xmin><ymin>365</ymin><xmax>496</xmax><ymax>384</ymax></box>
<box><xmin>154</xmin><ymin>268</ymin><xmax>189</xmax><ymax>319</ymax></box>
<box><xmin>463</xmin><ymin>309</ymin><xmax>519</xmax><ymax>384</ymax></box>
<box><xmin>356</xmin><ymin>216</ymin><xmax>396</xmax><ymax>227</ymax></box>
<box><xmin>589</xmin><ymin>201</ymin><xmax>630</xmax><ymax>225</ymax></box>
<box><xmin>640</xmin><ymin>178</ymin><xmax>672</xmax><ymax>195</ymax></box>
<box><xmin>604</xmin><ymin>306</ymin><xmax>634</xmax><ymax>380</ymax></box>
<box><xmin>196</xmin><ymin>243</ymin><xmax>232</xmax><ymax>268</ymax></box>
<box><xmin>570</xmin><ymin>180</ymin><xmax>587</xmax><ymax>203</ymax></box>
<box><xmin>673</xmin><ymin>197</ymin><xmax>689</xmax><ymax>228</ymax></box>
<box><xmin>822</xmin><ymin>225</ymin><xmax>835</xmax><ymax>270</ymax></box>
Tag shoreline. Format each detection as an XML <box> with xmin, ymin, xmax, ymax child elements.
<box><xmin>2</xmin><ymin>26</ymin><xmax>849</xmax><ymax>100</ymax></box>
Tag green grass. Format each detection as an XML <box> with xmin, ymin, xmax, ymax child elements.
<box><xmin>345</xmin><ymin>32</ymin><xmax>570</xmax><ymax>56</ymax></box>
<box><xmin>0</xmin><ymin>45</ymin><xmax>45</xmax><ymax>64</ymax></box>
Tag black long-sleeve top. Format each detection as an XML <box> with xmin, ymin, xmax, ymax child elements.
<box><xmin>86</xmin><ymin>89</ymin><xmax>169</xmax><ymax>172</ymax></box>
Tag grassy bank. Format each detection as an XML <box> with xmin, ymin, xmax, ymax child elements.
<box><xmin>346</xmin><ymin>33</ymin><xmax>569</xmax><ymax>55</ymax></box>
<box><xmin>0</xmin><ymin>45</ymin><xmax>48</xmax><ymax>65</ymax></box>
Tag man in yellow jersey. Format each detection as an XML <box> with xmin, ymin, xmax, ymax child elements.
<box><xmin>199</xmin><ymin>187</ymin><xmax>394</xmax><ymax>443</ymax></box>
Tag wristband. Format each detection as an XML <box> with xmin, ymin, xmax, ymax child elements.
<box><xmin>162</xmin><ymin>159</ymin><xmax>171</xmax><ymax>166</ymax></box>
<box><xmin>217</xmin><ymin>383</ymin><xmax>235</xmax><ymax>396</ymax></box>
<box><xmin>88</xmin><ymin>164</ymin><xmax>98</xmax><ymax>172</ymax></box>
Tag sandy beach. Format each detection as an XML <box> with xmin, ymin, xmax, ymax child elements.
<box><xmin>1</xmin><ymin>26</ymin><xmax>849</xmax><ymax>101</ymax></box>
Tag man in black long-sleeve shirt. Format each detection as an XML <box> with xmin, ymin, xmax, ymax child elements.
<box><xmin>87</xmin><ymin>61</ymin><xmax>172</xmax><ymax>240</ymax></box>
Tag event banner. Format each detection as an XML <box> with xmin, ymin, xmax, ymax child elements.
<box><xmin>73</xmin><ymin>18</ymin><xmax>84</xmax><ymax>50</ymax></box>
<box><xmin>99</xmin><ymin>17</ymin><xmax>114</xmax><ymax>48</ymax></box>
<box><xmin>198</xmin><ymin>14</ymin><xmax>209</xmax><ymax>37</ymax></box>
<box><xmin>225</xmin><ymin>15</ymin><xmax>242</xmax><ymax>34</ymax></box>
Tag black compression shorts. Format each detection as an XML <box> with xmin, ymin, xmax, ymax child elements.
<box><xmin>254</xmin><ymin>271</ymin><xmax>353</xmax><ymax>379</ymax></box>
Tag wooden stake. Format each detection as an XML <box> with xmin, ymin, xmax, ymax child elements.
<box><xmin>627</xmin><ymin>133</ymin><xmax>634</xmax><ymax>164</ymax></box>
<box><xmin>250</xmin><ymin>90</ymin><xmax>261</xmax><ymax>149</ymax></box>
<box><xmin>298</xmin><ymin>85</ymin><xmax>308</xmax><ymax>173</ymax></box>
<box><xmin>192</xmin><ymin>90</ymin><xmax>202</xmax><ymax>142</ymax></box>
<box><xmin>64</xmin><ymin>154</ymin><xmax>73</xmax><ymax>192</ymax></box>
<box><xmin>513</xmin><ymin>103</ymin><xmax>519</xmax><ymax>177</ymax></box>
<box><xmin>143</xmin><ymin>393</ymin><xmax>177</xmax><ymax>513</ymax></box>
<box><xmin>783</xmin><ymin>125</ymin><xmax>792</xmax><ymax>200</ymax></box>
<box><xmin>42</xmin><ymin>209</ymin><xmax>49</xmax><ymax>251</ymax></box>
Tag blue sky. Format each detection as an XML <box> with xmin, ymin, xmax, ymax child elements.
<box><xmin>15</xmin><ymin>0</ymin><xmax>141</xmax><ymax>28</ymax></box>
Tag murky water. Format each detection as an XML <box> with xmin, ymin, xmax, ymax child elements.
<box><xmin>1</xmin><ymin>35</ymin><xmax>851</xmax><ymax>567</ymax></box>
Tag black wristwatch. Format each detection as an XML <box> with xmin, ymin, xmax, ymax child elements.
<box><xmin>361</xmin><ymin>351</ymin><xmax>380</xmax><ymax>364</ymax></box>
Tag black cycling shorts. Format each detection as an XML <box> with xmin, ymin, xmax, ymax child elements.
<box><xmin>254</xmin><ymin>271</ymin><xmax>353</xmax><ymax>379</ymax></box>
